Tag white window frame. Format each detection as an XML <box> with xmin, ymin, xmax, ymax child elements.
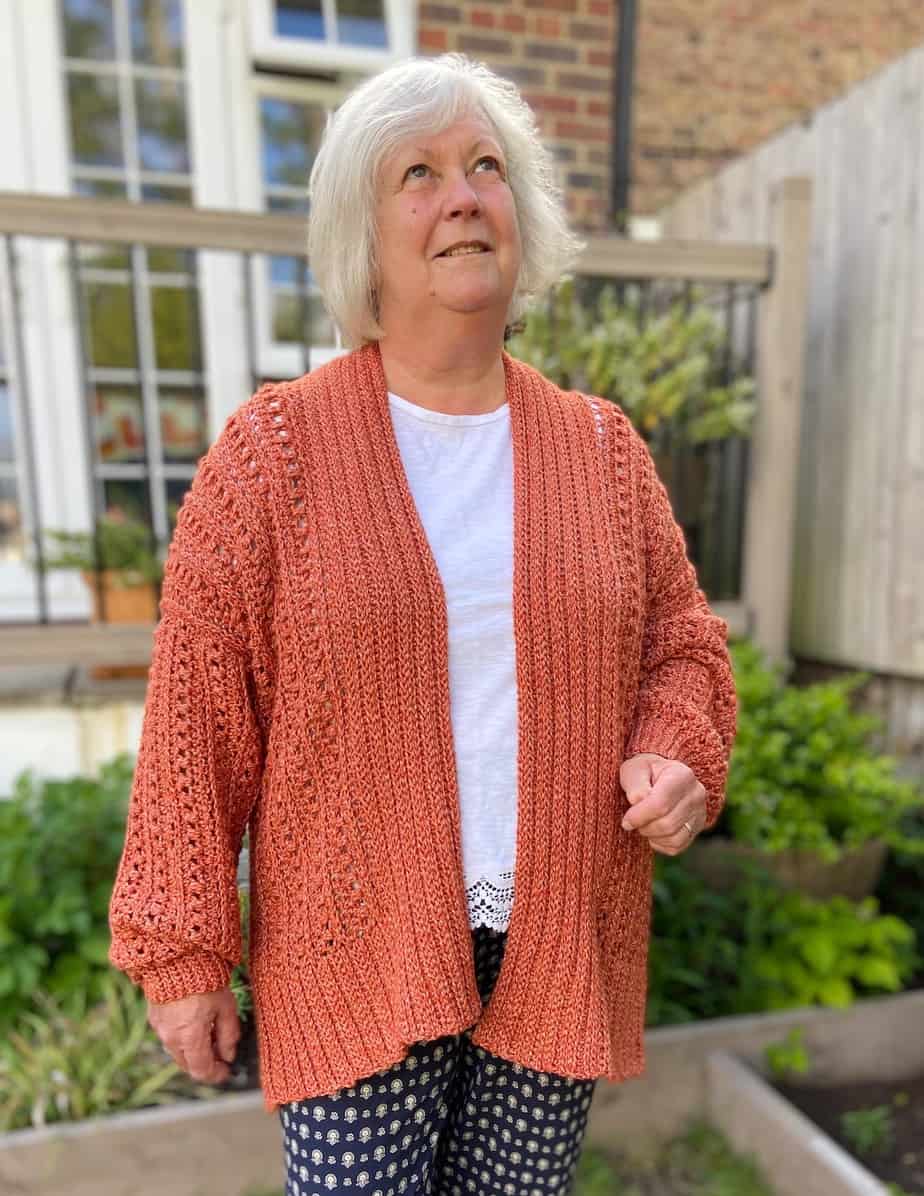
<box><xmin>249</xmin><ymin>0</ymin><xmax>416</xmax><ymax>74</ymax></box>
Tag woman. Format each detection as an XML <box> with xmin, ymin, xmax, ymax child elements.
<box><xmin>109</xmin><ymin>53</ymin><xmax>737</xmax><ymax>1196</ymax></box>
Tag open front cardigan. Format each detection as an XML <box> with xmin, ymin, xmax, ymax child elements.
<box><xmin>108</xmin><ymin>342</ymin><xmax>737</xmax><ymax>1113</ymax></box>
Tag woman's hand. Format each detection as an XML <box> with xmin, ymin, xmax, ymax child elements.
<box><xmin>619</xmin><ymin>752</ymin><xmax>707</xmax><ymax>856</ymax></box>
<box><xmin>147</xmin><ymin>986</ymin><xmax>240</xmax><ymax>1084</ymax></box>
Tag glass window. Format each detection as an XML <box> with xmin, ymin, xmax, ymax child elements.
<box><xmin>74</xmin><ymin>177</ymin><xmax>129</xmax><ymax>199</ymax></box>
<box><xmin>0</xmin><ymin>382</ymin><xmax>15</xmax><ymax>463</ymax></box>
<box><xmin>62</xmin><ymin>0</ymin><xmax>116</xmax><ymax>60</ymax></box>
<box><xmin>67</xmin><ymin>73</ymin><xmax>123</xmax><ymax>168</ymax></box>
<box><xmin>337</xmin><ymin>0</ymin><xmax>387</xmax><ymax>48</ymax></box>
<box><xmin>158</xmin><ymin>388</ymin><xmax>207</xmax><ymax>463</ymax></box>
<box><xmin>261</xmin><ymin>96</ymin><xmax>324</xmax><ymax>193</ymax></box>
<box><xmin>139</xmin><ymin>182</ymin><xmax>192</xmax><ymax>205</ymax></box>
<box><xmin>273</xmin><ymin>0</ymin><xmax>386</xmax><ymax>47</ymax></box>
<box><xmin>103</xmin><ymin>478</ymin><xmax>151</xmax><ymax>525</ymax></box>
<box><xmin>0</xmin><ymin>475</ymin><xmax>24</xmax><ymax>562</ymax></box>
<box><xmin>150</xmin><ymin>284</ymin><xmax>201</xmax><ymax>371</ymax></box>
<box><xmin>62</xmin><ymin>0</ymin><xmax>191</xmax><ymax>202</ymax></box>
<box><xmin>135</xmin><ymin>78</ymin><xmax>190</xmax><ymax>174</ymax></box>
<box><xmin>275</xmin><ymin>0</ymin><xmax>323</xmax><ymax>41</ymax></box>
<box><xmin>93</xmin><ymin>384</ymin><xmax>146</xmax><ymax>463</ymax></box>
<box><xmin>82</xmin><ymin>282</ymin><xmax>138</xmax><ymax>368</ymax></box>
<box><xmin>130</xmin><ymin>0</ymin><xmax>183</xmax><ymax>68</ymax></box>
<box><xmin>165</xmin><ymin>476</ymin><xmax>192</xmax><ymax>532</ymax></box>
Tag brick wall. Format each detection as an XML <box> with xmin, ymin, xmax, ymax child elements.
<box><xmin>418</xmin><ymin>0</ymin><xmax>924</xmax><ymax>227</ymax></box>
<box><xmin>417</xmin><ymin>0</ymin><xmax>616</xmax><ymax>231</ymax></box>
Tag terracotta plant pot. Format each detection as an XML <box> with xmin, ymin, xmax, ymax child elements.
<box><xmin>684</xmin><ymin>836</ymin><xmax>889</xmax><ymax>901</ymax></box>
<box><xmin>81</xmin><ymin>569</ymin><xmax>159</xmax><ymax>680</ymax></box>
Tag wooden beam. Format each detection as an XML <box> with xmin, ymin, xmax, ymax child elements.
<box><xmin>0</xmin><ymin>600</ymin><xmax>750</xmax><ymax>670</ymax></box>
<box><xmin>0</xmin><ymin>192</ymin><xmax>772</xmax><ymax>283</ymax></box>
<box><xmin>0</xmin><ymin>192</ymin><xmax>307</xmax><ymax>257</ymax></box>
<box><xmin>742</xmin><ymin>177</ymin><xmax>814</xmax><ymax>663</ymax></box>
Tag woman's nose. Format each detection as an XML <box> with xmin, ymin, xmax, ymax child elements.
<box><xmin>443</xmin><ymin>172</ymin><xmax>482</xmax><ymax>218</ymax></box>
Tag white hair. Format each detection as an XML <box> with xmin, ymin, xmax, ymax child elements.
<box><xmin>307</xmin><ymin>53</ymin><xmax>584</xmax><ymax>349</ymax></box>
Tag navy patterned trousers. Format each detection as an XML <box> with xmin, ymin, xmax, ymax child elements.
<box><xmin>278</xmin><ymin>925</ymin><xmax>598</xmax><ymax>1195</ymax></box>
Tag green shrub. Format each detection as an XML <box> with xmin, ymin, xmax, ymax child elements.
<box><xmin>725</xmin><ymin>640</ymin><xmax>924</xmax><ymax>859</ymax></box>
<box><xmin>0</xmin><ymin>755</ymin><xmax>134</xmax><ymax>1029</ymax></box>
<box><xmin>40</xmin><ymin>516</ymin><xmax>163</xmax><ymax>586</ymax></box>
<box><xmin>507</xmin><ymin>276</ymin><xmax>757</xmax><ymax>447</ymax></box>
<box><xmin>763</xmin><ymin>1027</ymin><xmax>811</xmax><ymax>1081</ymax></box>
<box><xmin>0</xmin><ymin>971</ymin><xmax>211</xmax><ymax>1131</ymax></box>
<box><xmin>840</xmin><ymin>1105</ymin><xmax>896</xmax><ymax>1158</ymax></box>
<box><xmin>648</xmin><ymin>857</ymin><xmax>920</xmax><ymax>1024</ymax></box>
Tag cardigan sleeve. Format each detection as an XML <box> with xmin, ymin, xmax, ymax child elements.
<box><xmin>108</xmin><ymin>417</ymin><xmax>267</xmax><ymax>1004</ymax></box>
<box><xmin>622</xmin><ymin>424</ymin><xmax>738</xmax><ymax>830</ymax></box>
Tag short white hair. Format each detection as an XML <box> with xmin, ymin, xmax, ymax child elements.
<box><xmin>307</xmin><ymin>53</ymin><xmax>584</xmax><ymax>349</ymax></box>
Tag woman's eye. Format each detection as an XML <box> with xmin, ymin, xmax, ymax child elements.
<box><xmin>405</xmin><ymin>163</ymin><xmax>429</xmax><ymax>180</ymax></box>
<box><xmin>475</xmin><ymin>155</ymin><xmax>501</xmax><ymax>173</ymax></box>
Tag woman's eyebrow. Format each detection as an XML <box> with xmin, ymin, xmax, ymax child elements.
<box><xmin>407</xmin><ymin>139</ymin><xmax>502</xmax><ymax>158</ymax></box>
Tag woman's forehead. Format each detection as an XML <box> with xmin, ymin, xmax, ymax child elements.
<box><xmin>389</xmin><ymin>114</ymin><xmax>502</xmax><ymax>160</ymax></box>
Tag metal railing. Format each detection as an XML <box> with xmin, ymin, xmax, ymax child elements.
<box><xmin>0</xmin><ymin>191</ymin><xmax>772</xmax><ymax>651</ymax></box>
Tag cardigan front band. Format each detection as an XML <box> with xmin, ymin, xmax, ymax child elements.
<box><xmin>108</xmin><ymin>342</ymin><xmax>737</xmax><ymax>1112</ymax></box>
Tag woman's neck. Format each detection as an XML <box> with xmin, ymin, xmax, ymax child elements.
<box><xmin>376</xmin><ymin>324</ymin><xmax>507</xmax><ymax>416</ymax></box>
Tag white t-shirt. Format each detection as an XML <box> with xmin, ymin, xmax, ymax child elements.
<box><xmin>387</xmin><ymin>390</ymin><xmax>517</xmax><ymax>931</ymax></box>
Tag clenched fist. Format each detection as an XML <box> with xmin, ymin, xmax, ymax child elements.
<box><xmin>147</xmin><ymin>985</ymin><xmax>240</xmax><ymax>1085</ymax></box>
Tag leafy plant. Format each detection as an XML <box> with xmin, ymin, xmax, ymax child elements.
<box><xmin>40</xmin><ymin>514</ymin><xmax>163</xmax><ymax>586</ymax></box>
<box><xmin>726</xmin><ymin>640</ymin><xmax>924</xmax><ymax>859</ymax></box>
<box><xmin>648</xmin><ymin>856</ymin><xmax>919</xmax><ymax>1024</ymax></box>
<box><xmin>0</xmin><ymin>971</ymin><xmax>212</xmax><ymax>1131</ymax></box>
<box><xmin>763</xmin><ymin>1027</ymin><xmax>811</xmax><ymax>1080</ymax></box>
<box><xmin>840</xmin><ymin>1105</ymin><xmax>896</xmax><ymax>1158</ymax></box>
<box><xmin>508</xmin><ymin>276</ymin><xmax>757</xmax><ymax>446</ymax></box>
<box><xmin>574</xmin><ymin>1119</ymin><xmax>775</xmax><ymax>1195</ymax></box>
<box><xmin>0</xmin><ymin>755</ymin><xmax>134</xmax><ymax>1029</ymax></box>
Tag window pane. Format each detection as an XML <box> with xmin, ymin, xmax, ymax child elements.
<box><xmin>135</xmin><ymin>78</ymin><xmax>190</xmax><ymax>173</ymax></box>
<box><xmin>0</xmin><ymin>382</ymin><xmax>15</xmax><ymax>462</ymax></box>
<box><xmin>146</xmin><ymin>246</ymin><xmax>195</xmax><ymax>274</ymax></box>
<box><xmin>267</xmin><ymin>192</ymin><xmax>309</xmax><ymax>214</ymax></box>
<box><xmin>76</xmin><ymin>240</ymin><xmax>131</xmax><ymax>269</ymax></box>
<box><xmin>130</xmin><ymin>0</ymin><xmax>184</xmax><ymax>68</ymax></box>
<box><xmin>261</xmin><ymin>97</ymin><xmax>324</xmax><ymax>188</ymax></box>
<box><xmin>165</xmin><ymin>475</ymin><xmax>192</xmax><ymax>532</ymax></box>
<box><xmin>139</xmin><ymin>182</ymin><xmax>192</xmax><ymax>204</ymax></box>
<box><xmin>82</xmin><ymin>282</ymin><xmax>137</xmax><ymax>367</ymax></box>
<box><xmin>337</xmin><ymin>0</ymin><xmax>387</xmax><ymax>47</ymax></box>
<box><xmin>62</xmin><ymin>0</ymin><xmax>115</xmax><ymax>60</ymax></box>
<box><xmin>103</xmin><ymin>478</ymin><xmax>151</xmax><ymax>527</ymax></box>
<box><xmin>271</xmin><ymin>274</ymin><xmax>335</xmax><ymax>345</ymax></box>
<box><xmin>74</xmin><ymin>176</ymin><xmax>128</xmax><ymax>199</ymax></box>
<box><xmin>0</xmin><ymin>475</ymin><xmax>24</xmax><ymax>561</ymax></box>
<box><xmin>275</xmin><ymin>0</ymin><xmax>324</xmax><ymax>40</ymax></box>
<box><xmin>67</xmin><ymin>72</ymin><xmax>123</xmax><ymax>168</ymax></box>
<box><xmin>150</xmin><ymin>285</ymin><xmax>201</xmax><ymax>370</ymax></box>
<box><xmin>159</xmin><ymin>387</ymin><xmax>206</xmax><ymax>463</ymax></box>
<box><xmin>93</xmin><ymin>384</ymin><xmax>146</xmax><ymax>463</ymax></box>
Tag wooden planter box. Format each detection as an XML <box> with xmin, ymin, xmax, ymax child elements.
<box><xmin>80</xmin><ymin>570</ymin><xmax>159</xmax><ymax>680</ymax></box>
<box><xmin>4</xmin><ymin>991</ymin><xmax>922</xmax><ymax>1196</ymax></box>
<box><xmin>683</xmin><ymin>835</ymin><xmax>890</xmax><ymax>900</ymax></box>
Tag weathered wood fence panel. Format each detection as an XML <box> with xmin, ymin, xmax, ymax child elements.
<box><xmin>659</xmin><ymin>44</ymin><xmax>924</xmax><ymax>682</ymax></box>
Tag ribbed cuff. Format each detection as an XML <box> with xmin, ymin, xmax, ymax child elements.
<box><xmin>138</xmin><ymin>951</ymin><xmax>233</xmax><ymax>1004</ymax></box>
<box><xmin>624</xmin><ymin>713</ymin><xmax>686</xmax><ymax>765</ymax></box>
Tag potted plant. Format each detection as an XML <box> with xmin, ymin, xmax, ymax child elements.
<box><xmin>685</xmin><ymin>640</ymin><xmax>924</xmax><ymax>899</ymax></box>
<box><xmin>41</xmin><ymin>515</ymin><xmax>163</xmax><ymax>624</ymax></box>
<box><xmin>507</xmin><ymin>277</ymin><xmax>757</xmax><ymax>517</ymax></box>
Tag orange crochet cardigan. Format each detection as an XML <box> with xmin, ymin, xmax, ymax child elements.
<box><xmin>108</xmin><ymin>342</ymin><xmax>737</xmax><ymax>1113</ymax></box>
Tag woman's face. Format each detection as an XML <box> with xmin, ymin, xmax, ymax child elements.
<box><xmin>374</xmin><ymin>113</ymin><xmax>522</xmax><ymax>331</ymax></box>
